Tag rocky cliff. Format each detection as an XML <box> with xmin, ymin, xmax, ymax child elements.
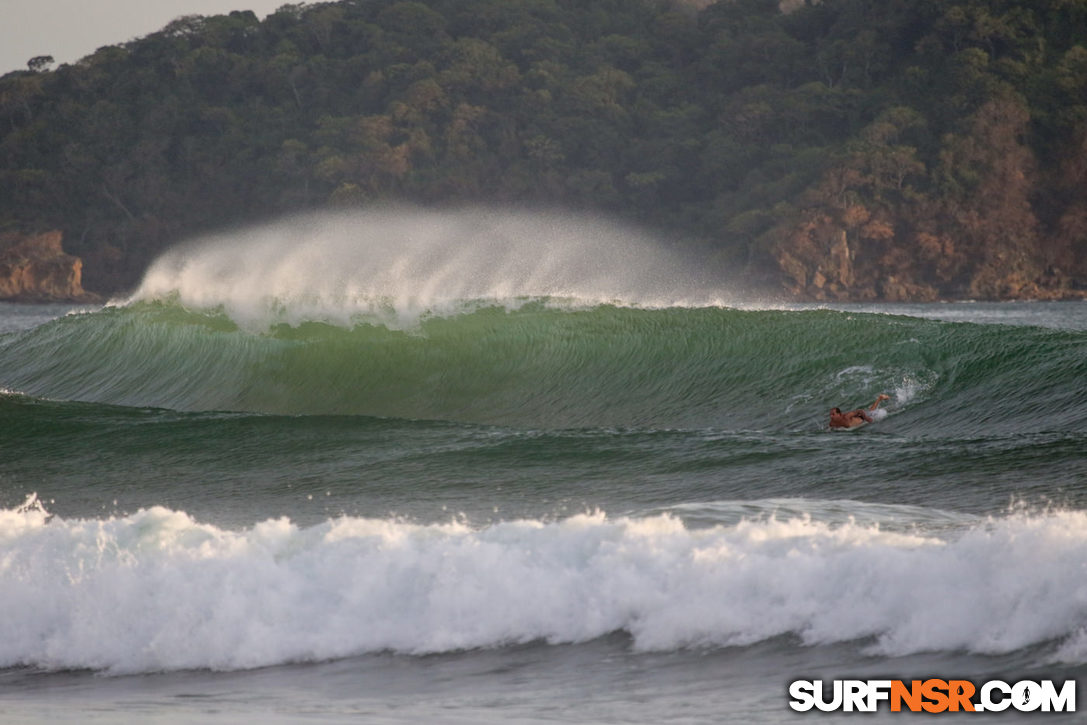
<box><xmin>771</xmin><ymin>213</ymin><xmax>1087</xmax><ymax>303</ymax></box>
<box><xmin>769</xmin><ymin>98</ymin><xmax>1087</xmax><ymax>303</ymax></box>
<box><xmin>0</xmin><ymin>231</ymin><xmax>95</xmax><ymax>302</ymax></box>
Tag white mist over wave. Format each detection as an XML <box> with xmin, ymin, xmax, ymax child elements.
<box><xmin>127</xmin><ymin>208</ymin><xmax>727</xmax><ymax>329</ymax></box>
<box><xmin>3</xmin><ymin>495</ymin><xmax>1087</xmax><ymax>674</ymax></box>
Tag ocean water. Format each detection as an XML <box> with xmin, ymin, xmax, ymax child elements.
<box><xmin>1</xmin><ymin>210</ymin><xmax>1086</xmax><ymax>723</ymax></box>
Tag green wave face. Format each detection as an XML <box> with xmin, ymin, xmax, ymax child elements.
<box><xmin>2</xmin><ymin>300</ymin><xmax>1085</xmax><ymax>433</ymax></box>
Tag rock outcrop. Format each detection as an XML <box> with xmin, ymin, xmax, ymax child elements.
<box><xmin>763</xmin><ymin>94</ymin><xmax>1087</xmax><ymax>302</ymax></box>
<box><xmin>772</xmin><ymin>218</ymin><xmax>1087</xmax><ymax>302</ymax></box>
<box><xmin>0</xmin><ymin>230</ymin><xmax>95</xmax><ymax>302</ymax></box>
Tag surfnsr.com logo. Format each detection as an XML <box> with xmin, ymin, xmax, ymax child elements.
<box><xmin>789</xmin><ymin>679</ymin><xmax>1077</xmax><ymax>713</ymax></box>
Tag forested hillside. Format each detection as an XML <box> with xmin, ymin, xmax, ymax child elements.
<box><xmin>2</xmin><ymin>0</ymin><xmax>1086</xmax><ymax>299</ymax></box>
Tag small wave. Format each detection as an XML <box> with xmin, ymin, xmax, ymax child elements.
<box><xmin>2</xmin><ymin>498</ymin><xmax>1086</xmax><ymax>674</ymax></box>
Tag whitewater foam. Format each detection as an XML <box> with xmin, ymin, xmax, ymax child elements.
<box><xmin>126</xmin><ymin>208</ymin><xmax>725</xmax><ymax>330</ymax></box>
<box><xmin>2</xmin><ymin>497</ymin><xmax>1086</xmax><ymax>674</ymax></box>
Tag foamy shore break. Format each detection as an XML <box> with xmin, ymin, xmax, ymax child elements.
<box><xmin>3</xmin><ymin>494</ymin><xmax>1086</xmax><ymax>674</ymax></box>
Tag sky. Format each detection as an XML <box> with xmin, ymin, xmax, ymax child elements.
<box><xmin>0</xmin><ymin>0</ymin><xmax>292</xmax><ymax>74</ymax></box>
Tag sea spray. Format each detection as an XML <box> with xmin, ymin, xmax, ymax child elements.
<box><xmin>127</xmin><ymin>207</ymin><xmax>725</xmax><ymax>329</ymax></box>
<box><xmin>2</xmin><ymin>497</ymin><xmax>1087</xmax><ymax>674</ymax></box>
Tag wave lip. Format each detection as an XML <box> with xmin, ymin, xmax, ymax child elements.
<box><xmin>2</xmin><ymin>498</ymin><xmax>1086</xmax><ymax>674</ymax></box>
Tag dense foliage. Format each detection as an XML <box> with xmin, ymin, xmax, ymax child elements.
<box><xmin>1</xmin><ymin>0</ymin><xmax>1086</xmax><ymax>298</ymax></box>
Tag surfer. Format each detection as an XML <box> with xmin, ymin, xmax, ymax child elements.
<box><xmin>829</xmin><ymin>394</ymin><xmax>890</xmax><ymax>429</ymax></box>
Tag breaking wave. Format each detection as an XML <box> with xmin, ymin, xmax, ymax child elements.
<box><xmin>2</xmin><ymin>495</ymin><xmax>1086</xmax><ymax>674</ymax></box>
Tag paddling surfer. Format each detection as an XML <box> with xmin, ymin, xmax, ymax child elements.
<box><xmin>829</xmin><ymin>394</ymin><xmax>890</xmax><ymax>429</ymax></box>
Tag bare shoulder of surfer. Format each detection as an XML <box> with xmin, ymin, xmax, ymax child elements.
<box><xmin>829</xmin><ymin>394</ymin><xmax>890</xmax><ymax>429</ymax></box>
